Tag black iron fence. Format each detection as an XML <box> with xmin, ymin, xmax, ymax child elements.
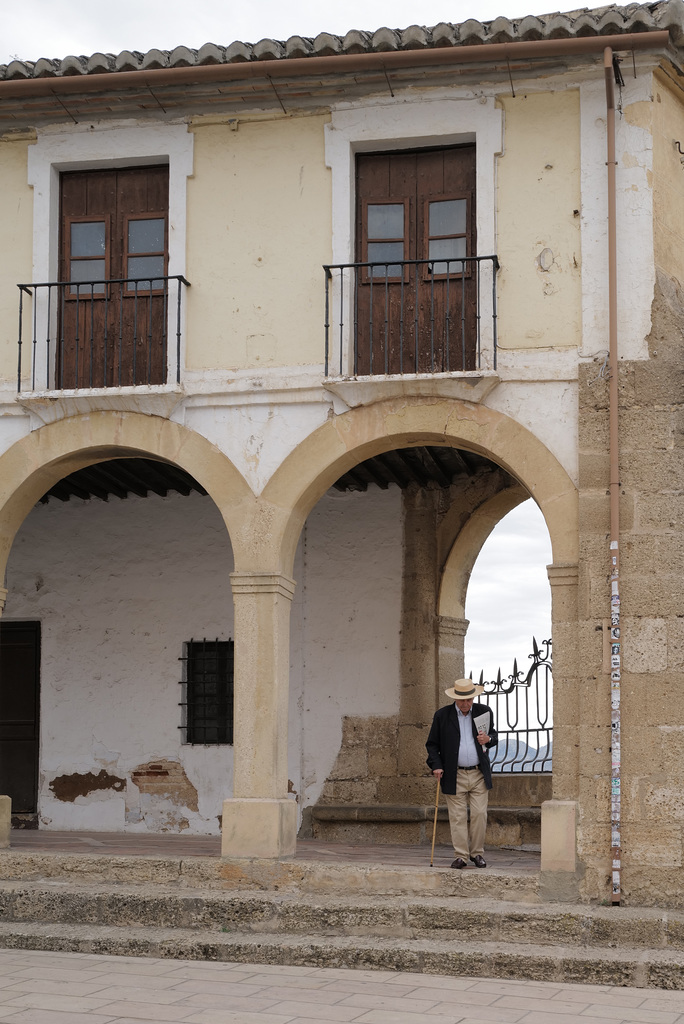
<box><xmin>324</xmin><ymin>255</ymin><xmax>499</xmax><ymax>377</ymax></box>
<box><xmin>477</xmin><ymin>638</ymin><xmax>552</xmax><ymax>773</ymax></box>
<box><xmin>17</xmin><ymin>275</ymin><xmax>190</xmax><ymax>392</ymax></box>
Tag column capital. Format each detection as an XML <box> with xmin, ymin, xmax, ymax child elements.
<box><xmin>0</xmin><ymin>588</ymin><xmax>7</xmax><ymax>617</ymax></box>
<box><xmin>547</xmin><ymin>563</ymin><xmax>579</xmax><ymax>587</ymax></box>
<box><xmin>438</xmin><ymin>615</ymin><xmax>469</xmax><ymax>641</ymax></box>
<box><xmin>230</xmin><ymin>572</ymin><xmax>296</xmax><ymax>601</ymax></box>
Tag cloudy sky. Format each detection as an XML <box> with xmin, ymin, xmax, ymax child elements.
<box><xmin>2</xmin><ymin>0</ymin><xmax>556</xmax><ymax>680</ymax></box>
<box><xmin>464</xmin><ymin>500</ymin><xmax>552</xmax><ymax>683</ymax></box>
<box><xmin>6</xmin><ymin>0</ymin><xmax>560</xmax><ymax>64</ymax></box>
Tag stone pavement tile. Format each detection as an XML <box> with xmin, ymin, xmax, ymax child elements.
<box><xmin>351</xmin><ymin>1010</ymin><xmax>459</xmax><ymax>1024</ymax></box>
<box><xmin>104</xmin><ymin>1020</ymin><xmax>198</xmax><ymax>1024</ymax></box>
<box><xmin>490</xmin><ymin>996</ymin><xmax>592</xmax><ymax>1014</ymax></box>
<box><xmin>88</xmin><ymin>1001</ymin><xmax>192</xmax><ymax>1021</ymax></box>
<box><xmin>77</xmin><ymin>971</ymin><xmax>190</xmax><ymax>989</ymax></box>
<box><xmin>80</xmin><ymin>962</ymin><xmax>189</xmax><ymax>978</ymax></box>
<box><xmin>384</xmin><ymin>974</ymin><xmax>481</xmax><ymax>991</ymax></box>
<box><xmin>83</xmin><ymin>985</ymin><xmax>191</xmax><ymax>1004</ymax></box>
<box><xmin>337</xmin><ymin>992</ymin><xmax>442</xmax><ymax>1013</ymax></box>
<box><xmin>2</xmin><ymin>969</ymin><xmax>110</xmax><ymax>985</ymax></box>
<box><xmin>552</xmin><ymin>990</ymin><xmax>654</xmax><ymax>1008</ymax></box>
<box><xmin>519</xmin><ymin>1014</ymin><xmax>623</xmax><ymax>1024</ymax></box>
<box><xmin>251</xmin><ymin>1001</ymin><xmax>361</xmax><ymax>1021</ymax></box>
<box><xmin>0</xmin><ymin>981</ymin><xmax>118</xmax><ymax>999</ymax></box>
<box><xmin>0</xmin><ymin>995</ymin><xmax>115</xmax><ymax>1014</ymax></box>
<box><xmin>259</xmin><ymin>986</ymin><xmax>353</xmax><ymax>1005</ymax></box>
<box><xmin>181</xmin><ymin>1012</ymin><xmax>298</xmax><ymax>1024</ymax></box>
<box><xmin>162</xmin><ymin>967</ymin><xmax>267</xmax><ymax>983</ymax></box>
<box><xmin>400</xmin><ymin>986</ymin><xmax>502</xmax><ymax>1007</ymax></box>
<box><xmin>175</xmin><ymin>992</ymin><xmax>284</xmax><ymax>1012</ymax></box>
<box><xmin>169</xmin><ymin>978</ymin><xmax>278</xmax><ymax>997</ymax></box>
<box><xmin>233</xmin><ymin>973</ymin><xmax>333</xmax><ymax>990</ymax></box>
<box><xmin>296</xmin><ymin>969</ymin><xmax>399</xmax><ymax>983</ymax></box>
<box><xmin>237</xmin><ymin>964</ymin><xmax>320</xmax><ymax>978</ymax></box>
<box><xmin>0</xmin><ymin>1011</ymin><xmax>117</xmax><ymax>1024</ymax></box>
<box><xmin>579</xmin><ymin>1007</ymin><xmax>683</xmax><ymax>1023</ymax></box>
<box><xmin>321</xmin><ymin>981</ymin><xmax>419</xmax><ymax>998</ymax></box>
<box><xmin>469</xmin><ymin>981</ymin><xmax>567</xmax><ymax>999</ymax></box>
<box><xmin>641</xmin><ymin>997</ymin><xmax>684</xmax><ymax>1012</ymax></box>
<box><xmin>425</xmin><ymin>1002</ymin><xmax>527</xmax><ymax>1021</ymax></box>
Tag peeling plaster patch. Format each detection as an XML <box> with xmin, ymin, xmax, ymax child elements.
<box><xmin>49</xmin><ymin>770</ymin><xmax>125</xmax><ymax>802</ymax></box>
<box><xmin>130</xmin><ymin>759</ymin><xmax>199</xmax><ymax>812</ymax></box>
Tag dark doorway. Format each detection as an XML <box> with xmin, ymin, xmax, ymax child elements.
<box><xmin>58</xmin><ymin>165</ymin><xmax>169</xmax><ymax>388</ymax></box>
<box><xmin>355</xmin><ymin>145</ymin><xmax>476</xmax><ymax>375</ymax></box>
<box><xmin>0</xmin><ymin>621</ymin><xmax>40</xmax><ymax>814</ymax></box>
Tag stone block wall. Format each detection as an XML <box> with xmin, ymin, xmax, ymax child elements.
<box><xmin>577</xmin><ymin>269</ymin><xmax>684</xmax><ymax>904</ymax></box>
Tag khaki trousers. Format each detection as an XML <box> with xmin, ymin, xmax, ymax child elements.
<box><xmin>444</xmin><ymin>768</ymin><xmax>488</xmax><ymax>860</ymax></box>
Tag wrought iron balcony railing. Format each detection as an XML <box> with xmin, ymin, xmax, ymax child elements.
<box><xmin>324</xmin><ymin>255</ymin><xmax>499</xmax><ymax>378</ymax></box>
<box><xmin>478</xmin><ymin>638</ymin><xmax>553</xmax><ymax>774</ymax></box>
<box><xmin>17</xmin><ymin>275</ymin><xmax>190</xmax><ymax>392</ymax></box>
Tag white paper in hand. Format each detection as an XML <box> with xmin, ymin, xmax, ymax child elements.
<box><xmin>473</xmin><ymin>712</ymin><xmax>490</xmax><ymax>736</ymax></box>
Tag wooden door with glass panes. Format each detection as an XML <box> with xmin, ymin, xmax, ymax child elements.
<box><xmin>0</xmin><ymin>622</ymin><xmax>40</xmax><ymax>815</ymax></box>
<box><xmin>58</xmin><ymin>166</ymin><xmax>169</xmax><ymax>388</ymax></box>
<box><xmin>355</xmin><ymin>146</ymin><xmax>476</xmax><ymax>375</ymax></box>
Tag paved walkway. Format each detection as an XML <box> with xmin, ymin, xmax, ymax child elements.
<box><xmin>0</xmin><ymin>949</ymin><xmax>682</xmax><ymax>1023</ymax></box>
<box><xmin>7</xmin><ymin>831</ymin><xmax>539</xmax><ymax>873</ymax></box>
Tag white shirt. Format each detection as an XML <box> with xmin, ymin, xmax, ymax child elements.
<box><xmin>456</xmin><ymin>706</ymin><xmax>479</xmax><ymax>767</ymax></box>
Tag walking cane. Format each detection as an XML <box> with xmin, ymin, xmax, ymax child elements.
<box><xmin>430</xmin><ymin>773</ymin><xmax>441</xmax><ymax>867</ymax></box>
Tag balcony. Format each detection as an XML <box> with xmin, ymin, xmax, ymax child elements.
<box><xmin>324</xmin><ymin>255</ymin><xmax>499</xmax><ymax>378</ymax></box>
<box><xmin>17</xmin><ymin>275</ymin><xmax>190</xmax><ymax>393</ymax></box>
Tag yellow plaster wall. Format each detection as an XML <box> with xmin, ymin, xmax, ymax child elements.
<box><xmin>496</xmin><ymin>90</ymin><xmax>581</xmax><ymax>349</ymax></box>
<box><xmin>0</xmin><ymin>138</ymin><xmax>33</xmax><ymax>384</ymax></box>
<box><xmin>650</xmin><ymin>72</ymin><xmax>684</xmax><ymax>285</ymax></box>
<box><xmin>186</xmin><ymin>114</ymin><xmax>331</xmax><ymax>371</ymax></box>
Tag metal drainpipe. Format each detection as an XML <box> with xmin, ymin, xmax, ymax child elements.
<box><xmin>604</xmin><ymin>46</ymin><xmax>622</xmax><ymax>907</ymax></box>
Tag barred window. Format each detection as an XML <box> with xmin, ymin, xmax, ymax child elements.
<box><xmin>179</xmin><ymin>639</ymin><xmax>234</xmax><ymax>745</ymax></box>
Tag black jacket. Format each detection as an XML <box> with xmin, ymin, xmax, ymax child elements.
<box><xmin>425</xmin><ymin>701</ymin><xmax>498</xmax><ymax>794</ymax></box>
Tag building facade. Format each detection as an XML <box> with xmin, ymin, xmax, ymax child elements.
<box><xmin>0</xmin><ymin>2</ymin><xmax>683</xmax><ymax>905</ymax></box>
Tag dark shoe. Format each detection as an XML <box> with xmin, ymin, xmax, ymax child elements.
<box><xmin>470</xmin><ymin>854</ymin><xmax>487</xmax><ymax>868</ymax></box>
<box><xmin>450</xmin><ymin>858</ymin><xmax>467</xmax><ymax>869</ymax></box>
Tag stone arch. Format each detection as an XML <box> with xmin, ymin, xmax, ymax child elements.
<box><xmin>256</xmin><ymin>397</ymin><xmax>577</xmax><ymax>835</ymax></box>
<box><xmin>261</xmin><ymin>397</ymin><xmax>577</xmax><ymax>575</ymax></box>
<box><xmin>0</xmin><ymin>411</ymin><xmax>253</xmax><ymax>589</ymax></box>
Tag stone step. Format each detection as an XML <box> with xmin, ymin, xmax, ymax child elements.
<box><xmin>0</xmin><ymin>849</ymin><xmax>541</xmax><ymax>899</ymax></box>
<box><xmin>0</xmin><ymin>918</ymin><xmax>682</xmax><ymax>989</ymax></box>
<box><xmin>1</xmin><ymin>881</ymin><xmax>683</xmax><ymax>953</ymax></box>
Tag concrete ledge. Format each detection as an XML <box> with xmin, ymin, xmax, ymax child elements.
<box><xmin>311</xmin><ymin>804</ymin><xmax>541</xmax><ymax>848</ymax></box>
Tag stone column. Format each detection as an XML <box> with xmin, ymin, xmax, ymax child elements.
<box><xmin>540</xmin><ymin>562</ymin><xmax>580</xmax><ymax>901</ymax></box>
<box><xmin>438</xmin><ymin>615</ymin><xmax>469</xmax><ymax>699</ymax></box>
<box><xmin>221</xmin><ymin>572</ymin><xmax>297</xmax><ymax>859</ymax></box>
<box><xmin>397</xmin><ymin>486</ymin><xmax>440</xmax><ymax>801</ymax></box>
<box><xmin>0</xmin><ymin>588</ymin><xmax>10</xmax><ymax>845</ymax></box>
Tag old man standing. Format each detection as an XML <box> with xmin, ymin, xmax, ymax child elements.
<box><xmin>426</xmin><ymin>677</ymin><xmax>498</xmax><ymax>869</ymax></box>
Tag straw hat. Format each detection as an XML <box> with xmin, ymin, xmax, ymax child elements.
<box><xmin>444</xmin><ymin>677</ymin><xmax>484</xmax><ymax>701</ymax></box>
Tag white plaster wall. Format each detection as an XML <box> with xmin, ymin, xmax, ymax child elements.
<box><xmin>4</xmin><ymin>490</ymin><xmax>234</xmax><ymax>833</ymax></box>
<box><xmin>3</xmin><ymin>481</ymin><xmax>403</xmax><ymax>831</ymax></box>
<box><xmin>579</xmin><ymin>73</ymin><xmax>654</xmax><ymax>363</ymax></box>
<box><xmin>292</xmin><ymin>485</ymin><xmax>403</xmax><ymax>810</ymax></box>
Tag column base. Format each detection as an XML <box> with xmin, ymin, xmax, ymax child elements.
<box><xmin>0</xmin><ymin>796</ymin><xmax>11</xmax><ymax>849</ymax></box>
<box><xmin>540</xmin><ymin>799</ymin><xmax>581</xmax><ymax>902</ymax></box>
<box><xmin>221</xmin><ymin>798</ymin><xmax>297</xmax><ymax>859</ymax></box>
